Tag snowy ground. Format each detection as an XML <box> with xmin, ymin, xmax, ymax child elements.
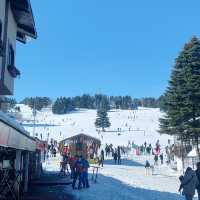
<box><xmin>16</xmin><ymin>105</ymin><xmax>172</xmax><ymax>148</ymax></box>
<box><xmin>15</xmin><ymin>104</ymin><xmax>197</xmax><ymax>200</ymax></box>
<box><xmin>45</xmin><ymin>154</ymin><xmax>188</xmax><ymax>200</ymax></box>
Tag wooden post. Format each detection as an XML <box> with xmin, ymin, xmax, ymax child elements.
<box><xmin>24</xmin><ymin>152</ymin><xmax>29</xmax><ymax>193</ymax></box>
<box><xmin>15</xmin><ymin>150</ymin><xmax>21</xmax><ymax>199</ymax></box>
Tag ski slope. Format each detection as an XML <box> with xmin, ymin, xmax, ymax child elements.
<box><xmin>18</xmin><ymin>104</ymin><xmax>186</xmax><ymax>200</ymax></box>
<box><xmin>17</xmin><ymin>104</ymin><xmax>172</xmax><ymax>148</ymax></box>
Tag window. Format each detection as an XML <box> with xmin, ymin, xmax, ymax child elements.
<box><xmin>8</xmin><ymin>45</ymin><xmax>14</xmax><ymax>66</ymax></box>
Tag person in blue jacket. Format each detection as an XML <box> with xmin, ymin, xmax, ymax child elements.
<box><xmin>81</xmin><ymin>157</ymin><xmax>90</xmax><ymax>188</ymax></box>
<box><xmin>72</xmin><ymin>155</ymin><xmax>83</xmax><ymax>190</ymax></box>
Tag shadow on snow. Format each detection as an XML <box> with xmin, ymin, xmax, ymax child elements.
<box><xmin>70</xmin><ymin>174</ymin><xmax>183</xmax><ymax>200</ymax></box>
<box><xmin>104</xmin><ymin>159</ymin><xmax>144</xmax><ymax>167</ymax></box>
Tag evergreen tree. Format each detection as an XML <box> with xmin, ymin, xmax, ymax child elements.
<box><xmin>52</xmin><ymin>97</ymin><xmax>75</xmax><ymax>114</ymax></box>
<box><xmin>95</xmin><ymin>109</ymin><xmax>111</xmax><ymax>132</ymax></box>
<box><xmin>159</xmin><ymin>36</ymin><xmax>200</xmax><ymax>157</ymax></box>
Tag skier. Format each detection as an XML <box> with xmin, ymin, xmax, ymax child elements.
<box><xmin>179</xmin><ymin>167</ymin><xmax>199</xmax><ymax>200</ymax></box>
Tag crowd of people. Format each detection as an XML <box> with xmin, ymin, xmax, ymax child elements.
<box><xmin>58</xmin><ymin>140</ymin><xmax>200</xmax><ymax>200</ymax></box>
<box><xmin>104</xmin><ymin>144</ymin><xmax>131</xmax><ymax>165</ymax></box>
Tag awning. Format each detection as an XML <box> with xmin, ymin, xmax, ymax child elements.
<box><xmin>0</xmin><ymin>111</ymin><xmax>36</xmax><ymax>151</ymax></box>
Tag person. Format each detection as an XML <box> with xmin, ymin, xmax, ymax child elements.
<box><xmin>144</xmin><ymin>142</ymin><xmax>147</xmax><ymax>153</ymax></box>
<box><xmin>72</xmin><ymin>156</ymin><xmax>83</xmax><ymax>190</ymax></box>
<box><xmin>145</xmin><ymin>160</ymin><xmax>151</xmax><ymax>175</ymax></box>
<box><xmin>82</xmin><ymin>157</ymin><xmax>90</xmax><ymax>188</ymax></box>
<box><xmin>160</xmin><ymin>153</ymin><xmax>164</xmax><ymax>165</ymax></box>
<box><xmin>99</xmin><ymin>150</ymin><xmax>105</xmax><ymax>167</ymax></box>
<box><xmin>69</xmin><ymin>155</ymin><xmax>77</xmax><ymax>179</ymax></box>
<box><xmin>196</xmin><ymin>162</ymin><xmax>200</xmax><ymax>200</ymax></box>
<box><xmin>113</xmin><ymin>150</ymin><xmax>118</xmax><ymax>165</ymax></box>
<box><xmin>105</xmin><ymin>144</ymin><xmax>109</xmax><ymax>157</ymax></box>
<box><xmin>179</xmin><ymin>167</ymin><xmax>199</xmax><ymax>200</ymax></box>
<box><xmin>53</xmin><ymin>148</ymin><xmax>57</xmax><ymax>157</ymax></box>
<box><xmin>60</xmin><ymin>153</ymin><xmax>69</xmax><ymax>176</ymax></box>
<box><xmin>154</xmin><ymin>154</ymin><xmax>158</xmax><ymax>165</ymax></box>
<box><xmin>117</xmin><ymin>146</ymin><xmax>121</xmax><ymax>165</ymax></box>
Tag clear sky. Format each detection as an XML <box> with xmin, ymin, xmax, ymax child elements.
<box><xmin>15</xmin><ymin>0</ymin><xmax>200</xmax><ymax>101</ymax></box>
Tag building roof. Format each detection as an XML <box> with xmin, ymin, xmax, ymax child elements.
<box><xmin>10</xmin><ymin>0</ymin><xmax>37</xmax><ymax>43</ymax></box>
<box><xmin>0</xmin><ymin>111</ymin><xmax>36</xmax><ymax>151</ymax></box>
<box><xmin>0</xmin><ymin>110</ymin><xmax>33</xmax><ymax>138</ymax></box>
<box><xmin>61</xmin><ymin>133</ymin><xmax>101</xmax><ymax>145</ymax></box>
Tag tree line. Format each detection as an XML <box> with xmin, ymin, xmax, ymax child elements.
<box><xmin>52</xmin><ymin>95</ymin><xmax>162</xmax><ymax>114</ymax></box>
<box><xmin>5</xmin><ymin>95</ymin><xmax>163</xmax><ymax>114</ymax></box>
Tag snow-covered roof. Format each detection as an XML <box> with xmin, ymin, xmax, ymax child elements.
<box><xmin>0</xmin><ymin>110</ymin><xmax>29</xmax><ymax>136</ymax></box>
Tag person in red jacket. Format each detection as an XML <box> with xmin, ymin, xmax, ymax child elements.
<box><xmin>69</xmin><ymin>154</ymin><xmax>77</xmax><ymax>179</ymax></box>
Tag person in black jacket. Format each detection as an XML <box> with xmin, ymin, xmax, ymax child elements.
<box><xmin>117</xmin><ymin>146</ymin><xmax>121</xmax><ymax>165</ymax></box>
<box><xmin>196</xmin><ymin>162</ymin><xmax>200</xmax><ymax>200</ymax></box>
<box><xmin>113</xmin><ymin>150</ymin><xmax>118</xmax><ymax>165</ymax></box>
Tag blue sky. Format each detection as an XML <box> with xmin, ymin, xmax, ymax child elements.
<box><xmin>15</xmin><ymin>0</ymin><xmax>200</xmax><ymax>101</ymax></box>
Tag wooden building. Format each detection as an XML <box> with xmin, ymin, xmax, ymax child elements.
<box><xmin>60</xmin><ymin>134</ymin><xmax>101</xmax><ymax>159</ymax></box>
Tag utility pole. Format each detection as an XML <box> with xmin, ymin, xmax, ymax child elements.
<box><xmin>33</xmin><ymin>100</ymin><xmax>36</xmax><ymax>137</ymax></box>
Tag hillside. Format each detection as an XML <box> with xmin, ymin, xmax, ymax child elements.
<box><xmin>16</xmin><ymin>104</ymin><xmax>171</xmax><ymax>148</ymax></box>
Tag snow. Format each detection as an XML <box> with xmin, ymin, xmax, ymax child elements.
<box><xmin>45</xmin><ymin>154</ymin><xmax>188</xmax><ymax>200</ymax></box>
<box><xmin>17</xmin><ymin>105</ymin><xmax>172</xmax><ymax>148</ymax></box>
<box><xmin>16</xmin><ymin>104</ymin><xmax>197</xmax><ymax>200</ymax></box>
<box><xmin>0</xmin><ymin>110</ymin><xmax>29</xmax><ymax>135</ymax></box>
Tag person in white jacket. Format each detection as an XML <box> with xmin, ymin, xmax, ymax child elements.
<box><xmin>179</xmin><ymin>167</ymin><xmax>199</xmax><ymax>200</ymax></box>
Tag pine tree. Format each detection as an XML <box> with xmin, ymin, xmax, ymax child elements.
<box><xmin>159</xmin><ymin>36</ymin><xmax>200</xmax><ymax>157</ymax></box>
<box><xmin>95</xmin><ymin>109</ymin><xmax>111</xmax><ymax>132</ymax></box>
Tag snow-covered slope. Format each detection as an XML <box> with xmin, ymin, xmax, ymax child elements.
<box><xmin>17</xmin><ymin>104</ymin><xmax>171</xmax><ymax>147</ymax></box>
